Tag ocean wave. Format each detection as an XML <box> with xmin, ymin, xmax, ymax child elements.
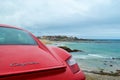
<box><xmin>72</xmin><ymin>53</ymin><xmax>109</xmax><ymax>59</ymax></box>
<box><xmin>88</xmin><ymin>54</ymin><xmax>107</xmax><ymax>58</ymax></box>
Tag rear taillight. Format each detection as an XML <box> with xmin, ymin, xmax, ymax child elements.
<box><xmin>66</xmin><ymin>57</ymin><xmax>80</xmax><ymax>74</ymax></box>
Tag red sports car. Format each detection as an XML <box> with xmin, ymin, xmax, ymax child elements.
<box><xmin>0</xmin><ymin>24</ymin><xmax>85</xmax><ymax>80</ymax></box>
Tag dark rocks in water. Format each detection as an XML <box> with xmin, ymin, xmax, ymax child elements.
<box><xmin>99</xmin><ymin>69</ymin><xmax>104</xmax><ymax>73</ymax></box>
<box><xmin>72</xmin><ymin>49</ymin><xmax>81</xmax><ymax>52</ymax></box>
<box><xmin>58</xmin><ymin>46</ymin><xmax>83</xmax><ymax>52</ymax></box>
<box><xmin>116</xmin><ymin>70</ymin><xmax>120</xmax><ymax>72</ymax></box>
<box><xmin>116</xmin><ymin>70</ymin><xmax>120</xmax><ymax>74</ymax></box>
<box><xmin>110</xmin><ymin>65</ymin><xmax>113</xmax><ymax>67</ymax></box>
<box><xmin>112</xmin><ymin>58</ymin><xmax>120</xmax><ymax>60</ymax></box>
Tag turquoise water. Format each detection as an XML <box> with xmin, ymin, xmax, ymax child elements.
<box><xmin>65</xmin><ymin>41</ymin><xmax>120</xmax><ymax>59</ymax></box>
<box><xmin>64</xmin><ymin>40</ymin><xmax>120</xmax><ymax>72</ymax></box>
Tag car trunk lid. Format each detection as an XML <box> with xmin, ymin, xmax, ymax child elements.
<box><xmin>0</xmin><ymin>45</ymin><xmax>66</xmax><ymax>76</ymax></box>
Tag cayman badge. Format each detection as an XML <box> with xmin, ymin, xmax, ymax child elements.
<box><xmin>10</xmin><ymin>62</ymin><xmax>40</xmax><ymax>67</ymax></box>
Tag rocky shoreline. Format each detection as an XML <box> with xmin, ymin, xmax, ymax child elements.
<box><xmin>40</xmin><ymin>39</ymin><xmax>120</xmax><ymax>80</ymax></box>
<box><xmin>84</xmin><ymin>67</ymin><xmax>120</xmax><ymax>80</ymax></box>
<box><xmin>85</xmin><ymin>72</ymin><xmax>120</xmax><ymax>80</ymax></box>
<box><xmin>84</xmin><ymin>70</ymin><xmax>120</xmax><ymax>76</ymax></box>
<box><xmin>58</xmin><ymin>46</ymin><xmax>83</xmax><ymax>52</ymax></box>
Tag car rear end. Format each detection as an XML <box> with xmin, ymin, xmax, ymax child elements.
<box><xmin>0</xmin><ymin>24</ymin><xmax>85</xmax><ymax>80</ymax></box>
<box><xmin>0</xmin><ymin>47</ymin><xmax>85</xmax><ymax>80</ymax></box>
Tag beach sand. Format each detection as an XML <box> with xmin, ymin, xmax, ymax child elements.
<box><xmin>85</xmin><ymin>73</ymin><xmax>120</xmax><ymax>80</ymax></box>
<box><xmin>39</xmin><ymin>39</ymin><xmax>53</xmax><ymax>44</ymax></box>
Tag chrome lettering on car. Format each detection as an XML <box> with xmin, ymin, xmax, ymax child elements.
<box><xmin>10</xmin><ymin>62</ymin><xmax>40</xmax><ymax>67</ymax></box>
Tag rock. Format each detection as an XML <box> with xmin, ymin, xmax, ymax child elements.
<box><xmin>72</xmin><ymin>49</ymin><xmax>81</xmax><ymax>52</ymax></box>
<box><xmin>85</xmin><ymin>70</ymin><xmax>120</xmax><ymax>76</ymax></box>
<box><xmin>58</xmin><ymin>46</ymin><xmax>83</xmax><ymax>52</ymax></box>
<box><xmin>116</xmin><ymin>70</ymin><xmax>120</xmax><ymax>74</ymax></box>
<box><xmin>110</xmin><ymin>65</ymin><xmax>113</xmax><ymax>67</ymax></box>
<box><xmin>112</xmin><ymin>58</ymin><xmax>120</xmax><ymax>60</ymax></box>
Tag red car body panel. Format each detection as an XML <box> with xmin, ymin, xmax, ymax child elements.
<box><xmin>0</xmin><ymin>46</ymin><xmax>65</xmax><ymax>75</ymax></box>
<box><xmin>0</xmin><ymin>24</ymin><xmax>85</xmax><ymax>80</ymax></box>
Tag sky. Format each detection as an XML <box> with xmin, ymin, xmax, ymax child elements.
<box><xmin>0</xmin><ymin>0</ymin><xmax>120</xmax><ymax>39</ymax></box>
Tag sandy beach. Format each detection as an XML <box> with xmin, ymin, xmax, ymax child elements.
<box><xmin>85</xmin><ymin>72</ymin><xmax>120</xmax><ymax>80</ymax></box>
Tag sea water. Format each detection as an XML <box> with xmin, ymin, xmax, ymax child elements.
<box><xmin>64</xmin><ymin>40</ymin><xmax>120</xmax><ymax>72</ymax></box>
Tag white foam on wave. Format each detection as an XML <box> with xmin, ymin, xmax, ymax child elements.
<box><xmin>51</xmin><ymin>42</ymin><xmax>65</xmax><ymax>46</ymax></box>
<box><xmin>72</xmin><ymin>53</ymin><xmax>108</xmax><ymax>59</ymax></box>
<box><xmin>88</xmin><ymin>54</ymin><xmax>107</xmax><ymax>58</ymax></box>
<box><xmin>73</xmin><ymin>55</ymin><xmax>88</xmax><ymax>59</ymax></box>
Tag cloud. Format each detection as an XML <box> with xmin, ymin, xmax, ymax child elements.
<box><xmin>0</xmin><ymin>0</ymin><xmax>120</xmax><ymax>38</ymax></box>
<box><xmin>0</xmin><ymin>0</ymin><xmax>112</xmax><ymax>25</ymax></box>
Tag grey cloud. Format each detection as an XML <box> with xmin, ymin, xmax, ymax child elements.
<box><xmin>0</xmin><ymin>0</ymin><xmax>120</xmax><ymax>39</ymax></box>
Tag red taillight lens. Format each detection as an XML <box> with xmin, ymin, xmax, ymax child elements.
<box><xmin>66</xmin><ymin>57</ymin><xmax>80</xmax><ymax>74</ymax></box>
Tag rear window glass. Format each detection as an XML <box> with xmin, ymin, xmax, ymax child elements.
<box><xmin>0</xmin><ymin>27</ymin><xmax>37</xmax><ymax>45</ymax></box>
